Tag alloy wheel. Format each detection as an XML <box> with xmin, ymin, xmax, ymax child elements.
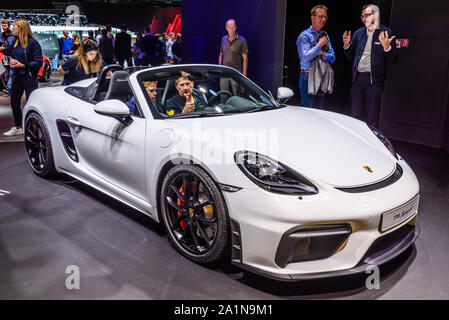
<box><xmin>164</xmin><ymin>172</ymin><xmax>219</xmax><ymax>256</ymax></box>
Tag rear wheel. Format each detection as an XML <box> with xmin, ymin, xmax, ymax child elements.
<box><xmin>24</xmin><ymin>112</ymin><xmax>56</xmax><ymax>177</ymax></box>
<box><xmin>160</xmin><ymin>165</ymin><xmax>231</xmax><ymax>263</ymax></box>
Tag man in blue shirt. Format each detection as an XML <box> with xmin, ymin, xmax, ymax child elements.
<box><xmin>59</xmin><ymin>30</ymin><xmax>73</xmax><ymax>61</ymax></box>
<box><xmin>296</xmin><ymin>5</ymin><xmax>335</xmax><ymax>108</ymax></box>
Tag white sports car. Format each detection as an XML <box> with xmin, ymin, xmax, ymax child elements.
<box><xmin>22</xmin><ymin>64</ymin><xmax>420</xmax><ymax>281</ymax></box>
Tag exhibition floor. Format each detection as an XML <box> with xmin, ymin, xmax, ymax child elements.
<box><xmin>0</xmin><ymin>95</ymin><xmax>448</xmax><ymax>299</ymax></box>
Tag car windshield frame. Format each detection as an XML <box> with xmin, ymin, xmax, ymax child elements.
<box><xmin>134</xmin><ymin>64</ymin><xmax>281</xmax><ymax>120</ymax></box>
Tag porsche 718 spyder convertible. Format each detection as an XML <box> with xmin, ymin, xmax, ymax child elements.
<box><xmin>22</xmin><ymin>64</ymin><xmax>420</xmax><ymax>281</ymax></box>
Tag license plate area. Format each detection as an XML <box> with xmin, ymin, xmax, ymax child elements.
<box><xmin>379</xmin><ymin>195</ymin><xmax>419</xmax><ymax>232</ymax></box>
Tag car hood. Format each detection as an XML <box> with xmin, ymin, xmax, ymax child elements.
<box><xmin>169</xmin><ymin>106</ymin><xmax>396</xmax><ymax>188</ymax></box>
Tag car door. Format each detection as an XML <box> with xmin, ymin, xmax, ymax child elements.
<box><xmin>65</xmin><ymin>99</ymin><xmax>147</xmax><ymax>201</ymax></box>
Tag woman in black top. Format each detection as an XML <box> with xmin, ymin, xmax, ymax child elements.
<box><xmin>3</xmin><ymin>19</ymin><xmax>42</xmax><ymax>137</ymax></box>
<box><xmin>59</xmin><ymin>39</ymin><xmax>105</xmax><ymax>86</ymax></box>
<box><xmin>98</xmin><ymin>28</ymin><xmax>114</xmax><ymax>65</ymax></box>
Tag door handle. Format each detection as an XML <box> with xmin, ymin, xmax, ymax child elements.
<box><xmin>67</xmin><ymin>117</ymin><xmax>81</xmax><ymax>126</ymax></box>
<box><xmin>67</xmin><ymin>117</ymin><xmax>82</xmax><ymax>133</ymax></box>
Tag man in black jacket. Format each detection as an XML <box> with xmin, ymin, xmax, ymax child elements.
<box><xmin>165</xmin><ymin>73</ymin><xmax>207</xmax><ymax>116</ymax></box>
<box><xmin>343</xmin><ymin>4</ymin><xmax>397</xmax><ymax>128</ymax></box>
<box><xmin>172</xmin><ymin>33</ymin><xmax>182</xmax><ymax>64</ymax></box>
<box><xmin>114</xmin><ymin>24</ymin><xmax>132</xmax><ymax>67</ymax></box>
<box><xmin>98</xmin><ymin>28</ymin><xmax>114</xmax><ymax>65</ymax></box>
<box><xmin>140</xmin><ymin>25</ymin><xmax>158</xmax><ymax>67</ymax></box>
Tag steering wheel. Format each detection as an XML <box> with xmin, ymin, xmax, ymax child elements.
<box><xmin>208</xmin><ymin>90</ymin><xmax>233</xmax><ymax>106</ymax></box>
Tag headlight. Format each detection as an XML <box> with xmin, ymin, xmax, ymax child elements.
<box><xmin>369</xmin><ymin>126</ymin><xmax>398</xmax><ymax>160</ymax></box>
<box><xmin>234</xmin><ymin>151</ymin><xmax>318</xmax><ymax>195</ymax></box>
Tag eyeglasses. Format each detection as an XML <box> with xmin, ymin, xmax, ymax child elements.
<box><xmin>314</xmin><ymin>14</ymin><xmax>328</xmax><ymax>20</ymax></box>
<box><xmin>361</xmin><ymin>12</ymin><xmax>374</xmax><ymax>19</ymax></box>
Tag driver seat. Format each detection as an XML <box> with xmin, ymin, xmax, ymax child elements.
<box><xmin>104</xmin><ymin>71</ymin><xmax>133</xmax><ymax>103</ymax></box>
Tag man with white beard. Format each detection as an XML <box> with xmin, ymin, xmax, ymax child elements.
<box><xmin>342</xmin><ymin>4</ymin><xmax>398</xmax><ymax>129</ymax></box>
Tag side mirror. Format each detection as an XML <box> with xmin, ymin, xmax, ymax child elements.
<box><xmin>94</xmin><ymin>99</ymin><xmax>133</xmax><ymax>126</ymax></box>
<box><xmin>277</xmin><ymin>87</ymin><xmax>294</xmax><ymax>103</ymax></box>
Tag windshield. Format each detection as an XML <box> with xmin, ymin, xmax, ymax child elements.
<box><xmin>136</xmin><ymin>65</ymin><xmax>280</xmax><ymax>119</ymax></box>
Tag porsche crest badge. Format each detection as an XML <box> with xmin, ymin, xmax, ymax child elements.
<box><xmin>363</xmin><ymin>166</ymin><xmax>373</xmax><ymax>173</ymax></box>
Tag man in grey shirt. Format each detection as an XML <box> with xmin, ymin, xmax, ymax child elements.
<box><xmin>218</xmin><ymin>19</ymin><xmax>248</xmax><ymax>100</ymax></box>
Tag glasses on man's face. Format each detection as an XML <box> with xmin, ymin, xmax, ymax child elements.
<box><xmin>361</xmin><ymin>11</ymin><xmax>374</xmax><ymax>20</ymax></box>
<box><xmin>314</xmin><ymin>14</ymin><xmax>328</xmax><ymax>20</ymax></box>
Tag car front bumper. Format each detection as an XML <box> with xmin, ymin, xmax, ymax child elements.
<box><xmin>231</xmin><ymin>221</ymin><xmax>419</xmax><ymax>281</ymax></box>
<box><xmin>222</xmin><ymin>159</ymin><xmax>420</xmax><ymax>280</ymax></box>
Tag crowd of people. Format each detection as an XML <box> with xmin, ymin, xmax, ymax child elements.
<box><xmin>57</xmin><ymin>24</ymin><xmax>183</xmax><ymax>71</ymax></box>
<box><xmin>133</xmin><ymin>25</ymin><xmax>182</xmax><ymax>67</ymax></box>
<box><xmin>0</xmin><ymin>2</ymin><xmax>397</xmax><ymax>137</ymax></box>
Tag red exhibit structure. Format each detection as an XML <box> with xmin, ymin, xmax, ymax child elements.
<box><xmin>148</xmin><ymin>12</ymin><xmax>181</xmax><ymax>36</ymax></box>
<box><xmin>166</xmin><ymin>14</ymin><xmax>181</xmax><ymax>35</ymax></box>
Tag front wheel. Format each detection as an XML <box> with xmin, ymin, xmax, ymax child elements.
<box><xmin>160</xmin><ymin>165</ymin><xmax>231</xmax><ymax>263</ymax></box>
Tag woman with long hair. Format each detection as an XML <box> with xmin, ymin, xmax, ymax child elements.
<box><xmin>58</xmin><ymin>39</ymin><xmax>105</xmax><ymax>86</ymax></box>
<box><xmin>70</xmin><ymin>33</ymin><xmax>80</xmax><ymax>54</ymax></box>
<box><xmin>3</xmin><ymin>19</ymin><xmax>42</xmax><ymax>136</ymax></box>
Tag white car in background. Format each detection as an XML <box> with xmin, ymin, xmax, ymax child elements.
<box><xmin>22</xmin><ymin>64</ymin><xmax>420</xmax><ymax>281</ymax></box>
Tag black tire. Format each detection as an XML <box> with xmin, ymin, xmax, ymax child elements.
<box><xmin>0</xmin><ymin>64</ymin><xmax>9</xmax><ymax>89</ymax></box>
<box><xmin>160</xmin><ymin>165</ymin><xmax>231</xmax><ymax>263</ymax></box>
<box><xmin>24</xmin><ymin>112</ymin><xmax>57</xmax><ymax>177</ymax></box>
<box><xmin>39</xmin><ymin>61</ymin><xmax>51</xmax><ymax>82</ymax></box>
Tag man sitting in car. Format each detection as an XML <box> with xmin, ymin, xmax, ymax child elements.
<box><xmin>126</xmin><ymin>80</ymin><xmax>158</xmax><ymax>114</ymax></box>
<box><xmin>165</xmin><ymin>71</ymin><xmax>207</xmax><ymax>116</ymax></box>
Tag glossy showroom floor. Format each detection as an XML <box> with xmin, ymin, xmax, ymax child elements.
<box><xmin>0</xmin><ymin>87</ymin><xmax>448</xmax><ymax>299</ymax></box>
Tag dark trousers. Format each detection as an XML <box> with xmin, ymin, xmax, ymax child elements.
<box><xmin>134</xmin><ymin>58</ymin><xmax>142</xmax><ymax>66</ymax></box>
<box><xmin>142</xmin><ymin>54</ymin><xmax>155</xmax><ymax>67</ymax></box>
<box><xmin>117</xmin><ymin>57</ymin><xmax>132</xmax><ymax>68</ymax></box>
<box><xmin>299</xmin><ymin>71</ymin><xmax>325</xmax><ymax>109</ymax></box>
<box><xmin>350</xmin><ymin>72</ymin><xmax>385</xmax><ymax>129</ymax></box>
<box><xmin>103</xmin><ymin>57</ymin><xmax>115</xmax><ymax>65</ymax></box>
<box><xmin>10</xmin><ymin>74</ymin><xmax>38</xmax><ymax>127</ymax></box>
